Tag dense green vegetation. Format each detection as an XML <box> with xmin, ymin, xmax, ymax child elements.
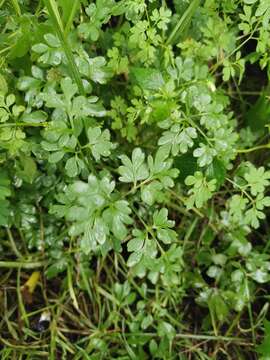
<box><xmin>1</xmin><ymin>0</ymin><xmax>270</xmax><ymax>358</ymax></box>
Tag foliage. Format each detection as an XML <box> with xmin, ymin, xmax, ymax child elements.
<box><xmin>1</xmin><ymin>0</ymin><xmax>270</xmax><ymax>358</ymax></box>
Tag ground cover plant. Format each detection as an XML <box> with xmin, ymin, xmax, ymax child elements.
<box><xmin>1</xmin><ymin>0</ymin><xmax>270</xmax><ymax>358</ymax></box>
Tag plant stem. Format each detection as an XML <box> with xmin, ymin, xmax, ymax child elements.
<box><xmin>237</xmin><ymin>143</ymin><xmax>270</xmax><ymax>153</ymax></box>
<box><xmin>10</xmin><ymin>0</ymin><xmax>21</xmax><ymax>16</ymax></box>
<box><xmin>168</xmin><ymin>189</ymin><xmax>218</xmax><ymax>233</ymax></box>
<box><xmin>0</xmin><ymin>260</ymin><xmax>45</xmax><ymax>269</ymax></box>
<box><xmin>64</xmin><ymin>0</ymin><xmax>80</xmax><ymax>37</ymax></box>
<box><xmin>43</xmin><ymin>0</ymin><xmax>85</xmax><ymax>95</ymax></box>
<box><xmin>6</xmin><ymin>227</ymin><xmax>22</xmax><ymax>258</ymax></box>
<box><xmin>0</xmin><ymin>122</ymin><xmax>48</xmax><ymax>128</ymax></box>
<box><xmin>166</xmin><ymin>0</ymin><xmax>200</xmax><ymax>45</ymax></box>
<box><xmin>245</xmin><ymin>277</ymin><xmax>256</xmax><ymax>345</ymax></box>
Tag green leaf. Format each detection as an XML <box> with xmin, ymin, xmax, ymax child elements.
<box><xmin>206</xmin><ymin>159</ymin><xmax>226</xmax><ymax>188</ymax></box>
<box><xmin>61</xmin><ymin>77</ymin><xmax>78</xmax><ymax>103</ymax></box>
<box><xmin>72</xmin><ymin>96</ymin><xmax>107</xmax><ymax>117</ymax></box>
<box><xmin>6</xmin><ymin>94</ymin><xmax>15</xmax><ymax>107</ymax></box>
<box><xmin>127</xmin><ymin>229</ymin><xmax>145</xmax><ymax>252</ymax></box>
<box><xmin>130</xmin><ymin>67</ymin><xmax>164</xmax><ymax>91</ymax></box>
<box><xmin>81</xmin><ymin>217</ymin><xmax>109</xmax><ymax>254</ymax></box>
<box><xmin>153</xmin><ymin>208</ymin><xmax>171</xmax><ymax>227</ymax></box>
<box><xmin>17</xmin><ymin>155</ymin><xmax>37</xmax><ymax>184</ymax></box>
<box><xmin>118</xmin><ymin>148</ymin><xmax>149</xmax><ymax>184</ymax></box>
<box><xmin>52</xmin><ymin>174</ymin><xmax>125</xmax><ymax>254</ymax></box>
<box><xmin>141</xmin><ymin>181</ymin><xmax>163</xmax><ymax>206</ymax></box>
<box><xmin>158</xmin><ymin>125</ymin><xmax>197</xmax><ymax>156</ymax></box>
<box><xmin>0</xmin><ymin>108</ymin><xmax>9</xmax><ymax>123</ymax></box>
<box><xmin>166</xmin><ymin>0</ymin><xmax>200</xmax><ymax>45</ymax></box>
<box><xmin>103</xmin><ymin>200</ymin><xmax>133</xmax><ymax>239</ymax></box>
<box><xmin>141</xmin><ymin>314</ymin><xmax>153</xmax><ymax>329</ymax></box>
<box><xmin>257</xmin><ymin>320</ymin><xmax>270</xmax><ymax>357</ymax></box>
<box><xmin>185</xmin><ymin>171</ymin><xmax>216</xmax><ymax>209</ymax></box>
<box><xmin>255</xmin><ymin>0</ymin><xmax>270</xmax><ymax>17</ymax></box>
<box><xmin>244</xmin><ymin>166</ymin><xmax>270</xmax><ymax>196</ymax></box>
<box><xmin>0</xmin><ymin>75</ymin><xmax>8</xmax><ymax>95</ymax></box>
<box><xmin>0</xmin><ymin>200</ymin><xmax>10</xmax><ymax>226</ymax></box>
<box><xmin>43</xmin><ymin>0</ymin><xmax>85</xmax><ymax>94</ymax></box>
<box><xmin>157</xmin><ymin>321</ymin><xmax>176</xmax><ymax>341</ymax></box>
<box><xmin>127</xmin><ymin>251</ymin><xmax>142</xmax><ymax>267</ymax></box>
<box><xmin>157</xmin><ymin>228</ymin><xmax>177</xmax><ymax>244</ymax></box>
<box><xmin>77</xmin><ymin>0</ymin><xmax>122</xmax><ymax>41</ymax></box>
<box><xmin>209</xmin><ymin>290</ymin><xmax>229</xmax><ymax>322</ymax></box>
<box><xmin>0</xmin><ymin>172</ymin><xmax>11</xmax><ymax>226</ymax></box>
<box><xmin>59</xmin><ymin>0</ymin><xmax>81</xmax><ymax>31</ymax></box>
<box><xmin>17</xmin><ymin>76</ymin><xmax>41</xmax><ymax>91</ymax></box>
<box><xmin>229</xmin><ymin>195</ymin><xmax>248</xmax><ymax>223</ymax></box>
<box><xmin>87</xmin><ymin>127</ymin><xmax>114</xmax><ymax>161</ymax></box>
<box><xmin>65</xmin><ymin>156</ymin><xmax>78</xmax><ymax>177</ymax></box>
<box><xmin>193</xmin><ymin>143</ymin><xmax>217</xmax><ymax>167</ymax></box>
<box><xmin>246</xmin><ymin>91</ymin><xmax>270</xmax><ymax>131</ymax></box>
<box><xmin>44</xmin><ymin>33</ymin><xmax>61</xmax><ymax>47</ymax></box>
<box><xmin>32</xmin><ymin>43</ymin><xmax>49</xmax><ymax>53</ymax></box>
<box><xmin>244</xmin><ymin>206</ymin><xmax>265</xmax><ymax>229</ymax></box>
<box><xmin>21</xmin><ymin>110</ymin><xmax>48</xmax><ymax>124</ymax></box>
<box><xmin>126</xmin><ymin>229</ymin><xmax>146</xmax><ymax>268</ymax></box>
<box><xmin>48</xmin><ymin>150</ymin><xmax>65</xmax><ymax>163</ymax></box>
<box><xmin>153</xmin><ymin>208</ymin><xmax>177</xmax><ymax>244</ymax></box>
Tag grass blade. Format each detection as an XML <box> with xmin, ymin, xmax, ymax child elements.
<box><xmin>10</xmin><ymin>0</ymin><xmax>21</xmax><ymax>16</ymax></box>
<box><xmin>43</xmin><ymin>0</ymin><xmax>64</xmax><ymax>32</ymax></box>
<box><xmin>166</xmin><ymin>0</ymin><xmax>200</xmax><ymax>45</ymax></box>
<box><xmin>43</xmin><ymin>0</ymin><xmax>85</xmax><ymax>95</ymax></box>
<box><xmin>64</xmin><ymin>0</ymin><xmax>81</xmax><ymax>37</ymax></box>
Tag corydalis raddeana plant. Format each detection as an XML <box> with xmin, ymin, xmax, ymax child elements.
<box><xmin>1</xmin><ymin>0</ymin><xmax>270</xmax><ymax>357</ymax></box>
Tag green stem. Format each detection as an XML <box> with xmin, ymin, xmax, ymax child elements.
<box><xmin>0</xmin><ymin>122</ymin><xmax>48</xmax><ymax>128</ymax></box>
<box><xmin>92</xmin><ymin>330</ymin><xmax>249</xmax><ymax>343</ymax></box>
<box><xmin>237</xmin><ymin>143</ymin><xmax>270</xmax><ymax>153</ymax></box>
<box><xmin>210</xmin><ymin>23</ymin><xmax>260</xmax><ymax>74</ymax></box>
<box><xmin>130</xmin><ymin>204</ymin><xmax>165</xmax><ymax>255</ymax></box>
<box><xmin>0</xmin><ymin>260</ymin><xmax>45</xmax><ymax>269</ymax></box>
<box><xmin>64</xmin><ymin>0</ymin><xmax>80</xmax><ymax>37</ymax></box>
<box><xmin>168</xmin><ymin>189</ymin><xmax>218</xmax><ymax>233</ymax></box>
<box><xmin>0</xmin><ymin>336</ymin><xmax>49</xmax><ymax>349</ymax></box>
<box><xmin>17</xmin><ymin>268</ymin><xmax>30</xmax><ymax>327</ymax></box>
<box><xmin>43</xmin><ymin>0</ymin><xmax>85</xmax><ymax>95</ymax></box>
<box><xmin>6</xmin><ymin>227</ymin><xmax>22</xmax><ymax>258</ymax></box>
<box><xmin>67</xmin><ymin>264</ymin><xmax>79</xmax><ymax>310</ymax></box>
<box><xmin>225</xmin><ymin>177</ymin><xmax>253</xmax><ymax>202</ymax></box>
<box><xmin>245</xmin><ymin>277</ymin><xmax>256</xmax><ymax>345</ymax></box>
<box><xmin>166</xmin><ymin>0</ymin><xmax>200</xmax><ymax>45</ymax></box>
<box><xmin>10</xmin><ymin>0</ymin><xmax>21</xmax><ymax>16</ymax></box>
